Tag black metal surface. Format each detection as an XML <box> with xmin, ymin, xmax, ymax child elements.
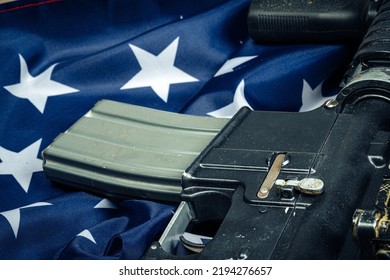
<box><xmin>144</xmin><ymin>97</ymin><xmax>390</xmax><ymax>259</ymax></box>
<box><xmin>247</xmin><ymin>0</ymin><xmax>377</xmax><ymax>43</ymax></box>
<box><xmin>176</xmin><ymin>99</ymin><xmax>389</xmax><ymax>259</ymax></box>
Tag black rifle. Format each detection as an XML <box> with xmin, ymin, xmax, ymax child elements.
<box><xmin>42</xmin><ymin>0</ymin><xmax>390</xmax><ymax>259</ymax></box>
<box><xmin>144</xmin><ymin>0</ymin><xmax>390</xmax><ymax>259</ymax></box>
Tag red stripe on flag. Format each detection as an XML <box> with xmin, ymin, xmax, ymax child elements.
<box><xmin>0</xmin><ymin>0</ymin><xmax>64</xmax><ymax>14</ymax></box>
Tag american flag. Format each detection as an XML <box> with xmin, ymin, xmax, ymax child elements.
<box><xmin>0</xmin><ymin>0</ymin><xmax>354</xmax><ymax>259</ymax></box>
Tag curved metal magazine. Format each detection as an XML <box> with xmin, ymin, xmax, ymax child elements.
<box><xmin>42</xmin><ymin>100</ymin><xmax>228</xmax><ymax>201</ymax></box>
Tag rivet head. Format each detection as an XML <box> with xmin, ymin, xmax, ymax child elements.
<box><xmin>324</xmin><ymin>99</ymin><xmax>339</xmax><ymax>108</ymax></box>
<box><xmin>259</xmin><ymin>206</ymin><xmax>268</xmax><ymax>214</ymax></box>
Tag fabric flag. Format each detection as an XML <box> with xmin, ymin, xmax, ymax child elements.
<box><xmin>0</xmin><ymin>0</ymin><xmax>356</xmax><ymax>259</ymax></box>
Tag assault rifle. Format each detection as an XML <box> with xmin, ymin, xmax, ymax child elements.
<box><xmin>42</xmin><ymin>0</ymin><xmax>390</xmax><ymax>259</ymax></box>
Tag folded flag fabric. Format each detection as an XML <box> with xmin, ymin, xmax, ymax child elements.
<box><xmin>0</xmin><ymin>0</ymin><xmax>355</xmax><ymax>259</ymax></box>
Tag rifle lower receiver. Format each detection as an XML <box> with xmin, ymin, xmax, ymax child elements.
<box><xmin>142</xmin><ymin>98</ymin><xmax>390</xmax><ymax>259</ymax></box>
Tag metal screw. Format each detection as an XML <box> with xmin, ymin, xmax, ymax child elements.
<box><xmin>379</xmin><ymin>221</ymin><xmax>389</xmax><ymax>234</ymax></box>
<box><xmin>259</xmin><ymin>206</ymin><xmax>268</xmax><ymax>214</ymax></box>
<box><xmin>260</xmin><ymin>187</ymin><xmax>268</xmax><ymax>194</ymax></box>
<box><xmin>324</xmin><ymin>99</ymin><xmax>339</xmax><ymax>108</ymax></box>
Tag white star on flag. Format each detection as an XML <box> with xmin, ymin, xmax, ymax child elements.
<box><xmin>121</xmin><ymin>37</ymin><xmax>199</xmax><ymax>102</ymax></box>
<box><xmin>0</xmin><ymin>202</ymin><xmax>52</xmax><ymax>238</ymax></box>
<box><xmin>299</xmin><ymin>79</ymin><xmax>334</xmax><ymax>112</ymax></box>
<box><xmin>207</xmin><ymin>79</ymin><xmax>253</xmax><ymax>118</ymax></box>
<box><xmin>94</xmin><ymin>199</ymin><xmax>118</xmax><ymax>209</ymax></box>
<box><xmin>214</xmin><ymin>56</ymin><xmax>257</xmax><ymax>77</ymax></box>
<box><xmin>77</xmin><ymin>229</ymin><xmax>97</xmax><ymax>244</ymax></box>
<box><xmin>4</xmin><ymin>54</ymin><xmax>79</xmax><ymax>113</ymax></box>
<box><xmin>0</xmin><ymin>139</ymin><xmax>43</xmax><ymax>193</ymax></box>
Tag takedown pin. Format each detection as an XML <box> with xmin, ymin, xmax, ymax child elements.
<box><xmin>275</xmin><ymin>178</ymin><xmax>324</xmax><ymax>195</ymax></box>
